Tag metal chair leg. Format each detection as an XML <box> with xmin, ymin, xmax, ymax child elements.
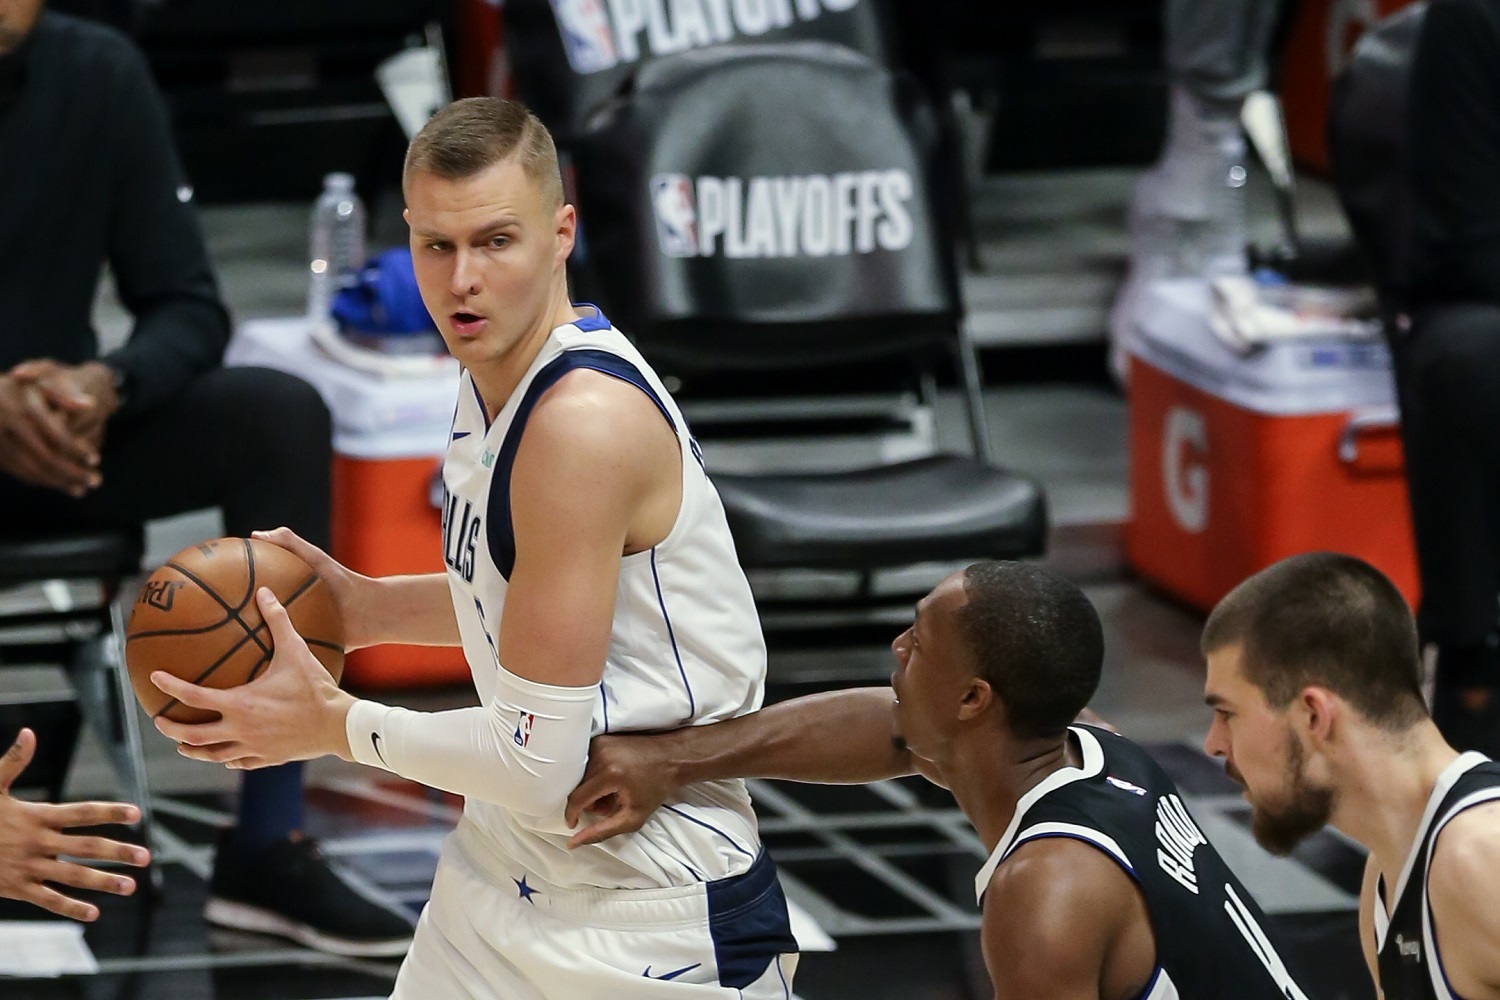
<box><xmin>107</xmin><ymin>595</ymin><xmax>161</xmax><ymax>895</ymax></box>
<box><xmin>66</xmin><ymin>597</ymin><xmax>160</xmax><ymax>895</ymax></box>
<box><xmin>955</xmin><ymin>322</ymin><xmax>993</xmax><ymax>463</ymax></box>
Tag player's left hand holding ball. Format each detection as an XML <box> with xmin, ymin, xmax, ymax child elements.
<box><xmin>151</xmin><ymin>588</ymin><xmax>356</xmax><ymax>769</ymax></box>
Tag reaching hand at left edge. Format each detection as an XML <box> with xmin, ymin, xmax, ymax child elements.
<box><xmin>0</xmin><ymin>728</ymin><xmax>151</xmax><ymax>921</ymax></box>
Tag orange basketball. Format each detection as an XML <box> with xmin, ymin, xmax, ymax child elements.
<box><xmin>125</xmin><ymin>537</ymin><xmax>344</xmax><ymax>725</ymax></box>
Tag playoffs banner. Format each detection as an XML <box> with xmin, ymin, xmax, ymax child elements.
<box><xmin>504</xmin><ymin>0</ymin><xmax>892</xmax><ymax>138</ymax></box>
<box><xmin>573</xmin><ymin>43</ymin><xmax>957</xmax><ymax>364</ymax></box>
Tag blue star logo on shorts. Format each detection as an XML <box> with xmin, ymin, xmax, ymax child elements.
<box><xmin>513</xmin><ymin>875</ymin><xmax>541</xmax><ymax>904</ymax></box>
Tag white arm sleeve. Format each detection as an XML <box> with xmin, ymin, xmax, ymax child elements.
<box><xmin>345</xmin><ymin>664</ymin><xmax>598</xmax><ymax>818</ymax></box>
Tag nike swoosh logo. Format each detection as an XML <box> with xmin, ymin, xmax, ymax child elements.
<box><xmin>452</xmin><ymin>431</ymin><xmax>471</xmax><ymax>441</ymax></box>
<box><xmin>371</xmin><ymin>732</ymin><xmax>388</xmax><ymax>766</ymax></box>
<box><xmin>643</xmin><ymin>963</ymin><xmax>701</xmax><ymax>981</ymax></box>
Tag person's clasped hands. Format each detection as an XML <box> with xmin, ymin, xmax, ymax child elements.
<box><xmin>0</xmin><ymin>359</ymin><xmax>119</xmax><ymax>497</ymax></box>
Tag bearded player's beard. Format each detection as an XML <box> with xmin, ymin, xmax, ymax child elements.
<box><xmin>1226</xmin><ymin>735</ymin><xmax>1335</xmax><ymax>857</ymax></box>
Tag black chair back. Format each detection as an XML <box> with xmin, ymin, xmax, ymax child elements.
<box><xmin>505</xmin><ymin>0</ymin><xmax>895</xmax><ymax>141</ymax></box>
<box><xmin>572</xmin><ymin>42</ymin><xmax>961</xmax><ymax>371</ymax></box>
<box><xmin>1327</xmin><ymin>3</ymin><xmax>1427</xmax><ymax>312</ymax></box>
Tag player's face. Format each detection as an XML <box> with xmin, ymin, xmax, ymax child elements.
<box><xmin>890</xmin><ymin>572</ymin><xmax>972</xmax><ymax>761</ymax></box>
<box><xmin>1203</xmin><ymin>645</ymin><xmax>1335</xmax><ymax>855</ymax></box>
<box><xmin>0</xmin><ymin>0</ymin><xmax>44</xmax><ymax>54</ymax></box>
<box><xmin>405</xmin><ymin>158</ymin><xmax>575</xmax><ymax>369</ymax></box>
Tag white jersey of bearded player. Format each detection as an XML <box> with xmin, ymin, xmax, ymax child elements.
<box><xmin>439</xmin><ymin>306</ymin><xmax>766</xmax><ymax>889</ymax></box>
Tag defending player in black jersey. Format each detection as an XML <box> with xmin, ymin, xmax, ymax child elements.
<box><xmin>1201</xmin><ymin>553</ymin><xmax>1500</xmax><ymax>1000</ymax></box>
<box><xmin>566</xmin><ymin>561</ymin><xmax>1310</xmax><ymax>999</ymax></box>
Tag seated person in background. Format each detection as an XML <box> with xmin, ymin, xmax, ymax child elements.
<box><xmin>566</xmin><ymin>562</ymin><xmax>1312</xmax><ymax>1000</ymax></box>
<box><xmin>1398</xmin><ymin>0</ymin><xmax>1500</xmax><ymax>756</ymax></box>
<box><xmin>1108</xmin><ymin>0</ymin><xmax>1288</xmax><ymax>382</ymax></box>
<box><xmin>0</xmin><ymin>0</ymin><xmax>412</xmax><ymax>955</ymax></box>
<box><xmin>0</xmin><ymin>729</ymin><xmax>150</xmax><ymax>922</ymax></box>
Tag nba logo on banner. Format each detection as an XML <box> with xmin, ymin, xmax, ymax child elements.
<box><xmin>651</xmin><ymin>174</ymin><xmax>698</xmax><ymax>257</ymax></box>
<box><xmin>550</xmin><ymin>0</ymin><xmax>618</xmax><ymax>74</ymax></box>
<box><xmin>513</xmin><ymin>711</ymin><xmax>536</xmax><ymax>748</ymax></box>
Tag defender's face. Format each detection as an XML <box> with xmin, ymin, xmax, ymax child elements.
<box><xmin>1203</xmin><ymin>645</ymin><xmax>1334</xmax><ymax>855</ymax></box>
<box><xmin>405</xmin><ymin>158</ymin><xmax>574</xmax><ymax>370</ymax></box>
<box><xmin>891</xmin><ymin>571</ymin><xmax>973</xmax><ymax>760</ymax></box>
<box><xmin>0</xmin><ymin>0</ymin><xmax>43</xmax><ymax>55</ymax></box>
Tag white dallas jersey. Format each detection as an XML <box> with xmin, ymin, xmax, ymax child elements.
<box><xmin>440</xmin><ymin>307</ymin><xmax>766</xmax><ymax>890</ymax></box>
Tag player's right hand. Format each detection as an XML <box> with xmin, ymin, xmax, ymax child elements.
<box><xmin>251</xmin><ymin>527</ymin><xmax>375</xmax><ymax>651</ymax></box>
<box><xmin>0</xmin><ymin>729</ymin><xmax>151</xmax><ymax>921</ymax></box>
<box><xmin>565</xmin><ymin>733</ymin><xmax>680</xmax><ymax>848</ymax></box>
<box><xmin>0</xmin><ymin>373</ymin><xmax>101</xmax><ymax>495</ymax></box>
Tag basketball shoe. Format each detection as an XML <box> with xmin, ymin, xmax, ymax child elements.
<box><xmin>205</xmin><ymin>830</ymin><xmax>415</xmax><ymax>957</ymax></box>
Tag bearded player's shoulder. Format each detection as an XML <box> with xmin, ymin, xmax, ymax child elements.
<box><xmin>1428</xmin><ymin>796</ymin><xmax>1500</xmax><ymax>911</ymax></box>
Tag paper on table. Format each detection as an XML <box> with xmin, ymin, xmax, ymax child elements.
<box><xmin>787</xmin><ymin>897</ymin><xmax>836</xmax><ymax>953</ymax></box>
<box><xmin>0</xmin><ymin>921</ymin><xmax>99</xmax><ymax>977</ymax></box>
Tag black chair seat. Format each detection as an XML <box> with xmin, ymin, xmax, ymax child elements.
<box><xmin>0</xmin><ymin>532</ymin><xmax>143</xmax><ymax>588</ymax></box>
<box><xmin>715</xmin><ymin>455</ymin><xmax>1047</xmax><ymax>571</ymax></box>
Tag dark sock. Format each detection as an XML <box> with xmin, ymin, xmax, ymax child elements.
<box><xmin>228</xmin><ymin>761</ymin><xmax>306</xmax><ymax>855</ymax></box>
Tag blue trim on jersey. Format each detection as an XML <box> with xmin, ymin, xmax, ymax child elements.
<box><xmin>468</xmin><ymin>374</ymin><xmax>491</xmax><ymax>431</ymax></box>
<box><xmin>706</xmin><ymin>851</ymin><xmax>798</xmax><ymax>990</ymax></box>
<box><xmin>1432</xmin><ymin>913</ymin><xmax>1471</xmax><ymax>1000</ymax></box>
<box><xmin>663</xmin><ymin>804</ymin><xmax>753</xmax><ymax>858</ymax></box>
<box><xmin>1131</xmin><ymin>964</ymin><xmax>1165</xmax><ymax>1000</ymax></box>
<box><xmin>775</xmin><ymin>954</ymin><xmax>791</xmax><ymax>999</ymax></box>
<box><xmin>487</xmin><ymin>349</ymin><xmax>677</xmax><ymax>580</ymax></box>
<box><xmin>571</xmin><ymin>303</ymin><xmax>611</xmax><ymax>331</ymax></box>
<box><xmin>572</xmin><ymin>349</ymin><xmax>675</xmax><ymax>429</ymax></box>
<box><xmin>599</xmin><ymin>680</ymin><xmax>610</xmax><ymax>733</ymax></box>
<box><xmin>1010</xmin><ymin>831</ymin><xmax>1140</xmax><ymax>880</ymax></box>
<box><xmin>652</xmin><ymin>547</ymin><xmax>696</xmax><ymax>718</ymax></box>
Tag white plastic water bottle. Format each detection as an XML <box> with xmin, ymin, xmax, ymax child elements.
<box><xmin>307</xmin><ymin>172</ymin><xmax>367</xmax><ymax>323</ymax></box>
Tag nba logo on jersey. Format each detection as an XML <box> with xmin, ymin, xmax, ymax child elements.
<box><xmin>651</xmin><ymin>174</ymin><xmax>699</xmax><ymax>257</ymax></box>
<box><xmin>550</xmin><ymin>0</ymin><xmax>618</xmax><ymax>73</ymax></box>
<box><xmin>513</xmin><ymin>712</ymin><xmax>536</xmax><ymax>748</ymax></box>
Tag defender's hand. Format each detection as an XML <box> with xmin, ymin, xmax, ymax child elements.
<box><xmin>0</xmin><ymin>729</ymin><xmax>151</xmax><ymax>921</ymax></box>
<box><xmin>565</xmin><ymin>733</ymin><xmax>682</xmax><ymax>848</ymax></box>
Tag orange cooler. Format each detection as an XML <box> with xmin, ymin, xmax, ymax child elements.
<box><xmin>228</xmin><ymin>318</ymin><xmax>470</xmax><ymax>688</ymax></box>
<box><xmin>331</xmin><ymin>438</ymin><xmax>471</xmax><ymax>689</ymax></box>
<box><xmin>1125</xmin><ymin>280</ymin><xmax>1419</xmax><ymax>612</ymax></box>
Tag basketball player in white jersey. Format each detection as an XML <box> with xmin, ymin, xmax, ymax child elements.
<box><xmin>1199</xmin><ymin>553</ymin><xmax>1500</xmax><ymax>1000</ymax></box>
<box><xmin>567</xmin><ymin>562</ymin><xmax>1312</xmax><ymax>999</ymax></box>
<box><xmin>149</xmin><ymin>97</ymin><xmax>798</xmax><ymax>999</ymax></box>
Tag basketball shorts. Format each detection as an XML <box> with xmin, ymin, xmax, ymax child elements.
<box><xmin>390</xmin><ymin>820</ymin><xmax>800</xmax><ymax>999</ymax></box>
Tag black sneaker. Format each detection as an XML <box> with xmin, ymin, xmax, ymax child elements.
<box><xmin>205</xmin><ymin>831</ymin><xmax>415</xmax><ymax>958</ymax></box>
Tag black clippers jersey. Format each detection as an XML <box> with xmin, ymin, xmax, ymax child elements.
<box><xmin>1374</xmin><ymin>753</ymin><xmax>1500</xmax><ymax>1000</ymax></box>
<box><xmin>975</xmin><ymin>726</ymin><xmax>1311</xmax><ymax>999</ymax></box>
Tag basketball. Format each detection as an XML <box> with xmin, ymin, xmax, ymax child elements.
<box><xmin>125</xmin><ymin>537</ymin><xmax>344</xmax><ymax>725</ymax></box>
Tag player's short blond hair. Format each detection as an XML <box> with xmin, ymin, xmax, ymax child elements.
<box><xmin>403</xmin><ymin>97</ymin><xmax>564</xmax><ymax>211</ymax></box>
